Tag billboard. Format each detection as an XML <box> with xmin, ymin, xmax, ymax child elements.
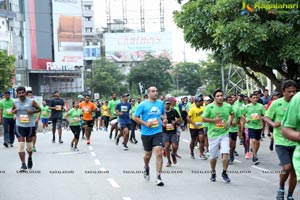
<box><xmin>52</xmin><ymin>0</ymin><xmax>83</xmax><ymax>67</ymax></box>
<box><xmin>104</xmin><ymin>32</ymin><xmax>172</xmax><ymax>62</ymax></box>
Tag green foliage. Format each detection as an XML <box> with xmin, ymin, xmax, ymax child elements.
<box><xmin>174</xmin><ymin>0</ymin><xmax>300</xmax><ymax>89</ymax></box>
<box><xmin>0</xmin><ymin>51</ymin><xmax>15</xmax><ymax>93</ymax></box>
<box><xmin>128</xmin><ymin>55</ymin><xmax>174</xmax><ymax>95</ymax></box>
<box><xmin>89</xmin><ymin>58</ymin><xmax>128</xmax><ymax>98</ymax></box>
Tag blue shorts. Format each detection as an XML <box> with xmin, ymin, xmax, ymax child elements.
<box><xmin>41</xmin><ymin>118</ymin><xmax>49</xmax><ymax>124</ymax></box>
<box><xmin>15</xmin><ymin>126</ymin><xmax>36</xmax><ymax>138</ymax></box>
<box><xmin>248</xmin><ymin>128</ymin><xmax>262</xmax><ymax>140</ymax></box>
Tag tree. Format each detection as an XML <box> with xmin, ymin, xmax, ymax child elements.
<box><xmin>0</xmin><ymin>51</ymin><xmax>15</xmax><ymax>93</ymax></box>
<box><xmin>173</xmin><ymin>62</ymin><xmax>203</xmax><ymax>95</ymax></box>
<box><xmin>90</xmin><ymin>58</ymin><xmax>127</xmax><ymax>98</ymax></box>
<box><xmin>174</xmin><ymin>0</ymin><xmax>300</xmax><ymax>90</ymax></box>
<box><xmin>128</xmin><ymin>55</ymin><xmax>174</xmax><ymax>95</ymax></box>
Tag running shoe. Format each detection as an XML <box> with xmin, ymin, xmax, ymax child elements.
<box><xmin>20</xmin><ymin>163</ymin><xmax>27</xmax><ymax>172</ymax></box>
<box><xmin>27</xmin><ymin>157</ymin><xmax>33</xmax><ymax>169</ymax></box>
<box><xmin>133</xmin><ymin>139</ymin><xmax>138</xmax><ymax>144</ymax></box>
<box><xmin>245</xmin><ymin>152</ymin><xmax>251</xmax><ymax>159</ymax></box>
<box><xmin>115</xmin><ymin>137</ymin><xmax>119</xmax><ymax>145</ymax></box>
<box><xmin>191</xmin><ymin>153</ymin><xmax>195</xmax><ymax>159</ymax></box>
<box><xmin>287</xmin><ymin>196</ymin><xmax>294</xmax><ymax>200</ymax></box>
<box><xmin>59</xmin><ymin>139</ymin><xmax>63</xmax><ymax>144</ymax></box>
<box><xmin>3</xmin><ymin>142</ymin><xmax>8</xmax><ymax>148</ymax></box>
<box><xmin>74</xmin><ymin>147</ymin><xmax>79</xmax><ymax>151</ymax></box>
<box><xmin>123</xmin><ymin>143</ymin><xmax>129</xmax><ymax>150</ymax></box>
<box><xmin>156</xmin><ymin>177</ymin><xmax>164</xmax><ymax>186</ymax></box>
<box><xmin>269</xmin><ymin>141</ymin><xmax>274</xmax><ymax>151</ymax></box>
<box><xmin>166</xmin><ymin>161</ymin><xmax>171</xmax><ymax>167</ymax></box>
<box><xmin>144</xmin><ymin>167</ymin><xmax>150</xmax><ymax>181</ymax></box>
<box><xmin>261</xmin><ymin>133</ymin><xmax>265</xmax><ymax>138</ymax></box>
<box><xmin>171</xmin><ymin>153</ymin><xmax>177</xmax><ymax>164</ymax></box>
<box><xmin>222</xmin><ymin>172</ymin><xmax>231</xmax><ymax>183</ymax></box>
<box><xmin>234</xmin><ymin>151</ymin><xmax>239</xmax><ymax>156</ymax></box>
<box><xmin>252</xmin><ymin>156</ymin><xmax>260</xmax><ymax>165</ymax></box>
<box><xmin>210</xmin><ymin>173</ymin><xmax>216</xmax><ymax>182</ymax></box>
<box><xmin>199</xmin><ymin>154</ymin><xmax>207</xmax><ymax>160</ymax></box>
<box><xmin>32</xmin><ymin>146</ymin><xmax>36</xmax><ymax>152</ymax></box>
<box><xmin>10</xmin><ymin>143</ymin><xmax>13</xmax><ymax>147</ymax></box>
<box><xmin>239</xmin><ymin>140</ymin><xmax>243</xmax><ymax>145</ymax></box>
<box><xmin>87</xmin><ymin>139</ymin><xmax>91</xmax><ymax>145</ymax></box>
<box><xmin>71</xmin><ymin>142</ymin><xmax>74</xmax><ymax>149</ymax></box>
<box><xmin>52</xmin><ymin>138</ymin><xmax>55</xmax><ymax>143</ymax></box>
<box><xmin>276</xmin><ymin>189</ymin><xmax>284</xmax><ymax>200</ymax></box>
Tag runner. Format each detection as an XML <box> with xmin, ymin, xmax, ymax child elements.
<box><xmin>65</xmin><ymin>101</ymin><xmax>83</xmax><ymax>151</ymax></box>
<box><xmin>129</xmin><ymin>98</ymin><xmax>138</xmax><ymax>144</ymax></box>
<box><xmin>202</xmin><ymin>89</ymin><xmax>233</xmax><ymax>183</ymax></box>
<box><xmin>49</xmin><ymin>91</ymin><xmax>64</xmax><ymax>143</ymax></box>
<box><xmin>115</xmin><ymin>93</ymin><xmax>132</xmax><ymax>150</ymax></box>
<box><xmin>79</xmin><ymin>94</ymin><xmax>97</xmax><ymax>145</ymax></box>
<box><xmin>101</xmin><ymin>101</ymin><xmax>110</xmax><ymax>132</ymax></box>
<box><xmin>163</xmin><ymin>99</ymin><xmax>181</xmax><ymax>167</ymax></box>
<box><xmin>169</xmin><ymin>97</ymin><xmax>182</xmax><ymax>158</ymax></box>
<box><xmin>241</xmin><ymin>93</ymin><xmax>266</xmax><ymax>165</ymax></box>
<box><xmin>12</xmin><ymin>86</ymin><xmax>41</xmax><ymax>171</ymax></box>
<box><xmin>187</xmin><ymin>96</ymin><xmax>206</xmax><ymax>159</ymax></box>
<box><xmin>133</xmin><ymin>86</ymin><xmax>167</xmax><ymax>186</ymax></box>
<box><xmin>0</xmin><ymin>91</ymin><xmax>15</xmax><ymax>147</ymax></box>
<box><xmin>40</xmin><ymin>101</ymin><xmax>50</xmax><ymax>134</ymax></box>
<box><xmin>108</xmin><ymin>93</ymin><xmax>120</xmax><ymax>139</ymax></box>
<box><xmin>264</xmin><ymin>80</ymin><xmax>297</xmax><ymax>200</ymax></box>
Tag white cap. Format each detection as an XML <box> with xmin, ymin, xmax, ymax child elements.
<box><xmin>204</xmin><ymin>96</ymin><xmax>211</xmax><ymax>101</ymax></box>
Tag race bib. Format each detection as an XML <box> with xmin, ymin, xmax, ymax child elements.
<box><xmin>251</xmin><ymin>113</ymin><xmax>260</xmax><ymax>120</ymax></box>
<box><xmin>195</xmin><ymin>122</ymin><xmax>202</xmax><ymax>127</ymax></box>
<box><xmin>103</xmin><ymin>111</ymin><xmax>109</xmax><ymax>116</ymax></box>
<box><xmin>6</xmin><ymin>109</ymin><xmax>12</xmax><ymax>114</ymax></box>
<box><xmin>20</xmin><ymin>115</ymin><xmax>29</xmax><ymax>123</ymax></box>
<box><xmin>148</xmin><ymin>118</ymin><xmax>159</xmax><ymax>128</ymax></box>
<box><xmin>73</xmin><ymin>117</ymin><xmax>79</xmax><ymax>122</ymax></box>
<box><xmin>215</xmin><ymin>120</ymin><xmax>225</xmax><ymax>128</ymax></box>
<box><xmin>42</xmin><ymin>111</ymin><xmax>47</xmax><ymax>115</ymax></box>
<box><xmin>56</xmin><ymin>105</ymin><xmax>62</xmax><ymax>111</ymax></box>
<box><xmin>83</xmin><ymin>107</ymin><xmax>90</xmax><ymax>113</ymax></box>
<box><xmin>166</xmin><ymin>123</ymin><xmax>174</xmax><ymax>131</ymax></box>
<box><xmin>121</xmin><ymin>106</ymin><xmax>128</xmax><ymax>112</ymax></box>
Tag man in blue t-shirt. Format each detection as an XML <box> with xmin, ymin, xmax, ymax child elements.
<box><xmin>115</xmin><ymin>93</ymin><xmax>131</xmax><ymax>150</ymax></box>
<box><xmin>133</xmin><ymin>86</ymin><xmax>168</xmax><ymax>187</ymax></box>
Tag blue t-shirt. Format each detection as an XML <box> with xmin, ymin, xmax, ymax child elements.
<box><xmin>134</xmin><ymin>100</ymin><xmax>165</xmax><ymax>136</ymax></box>
<box><xmin>115</xmin><ymin>102</ymin><xmax>131</xmax><ymax>125</ymax></box>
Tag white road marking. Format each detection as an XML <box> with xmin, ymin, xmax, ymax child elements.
<box><xmin>94</xmin><ymin>159</ymin><xmax>101</xmax><ymax>165</ymax></box>
<box><xmin>88</xmin><ymin>146</ymin><xmax>93</xmax><ymax>150</ymax></box>
<box><xmin>251</xmin><ymin>165</ymin><xmax>270</xmax><ymax>172</ymax></box>
<box><xmin>108</xmin><ymin>178</ymin><xmax>120</xmax><ymax>188</ymax></box>
<box><xmin>182</xmin><ymin>139</ymin><xmax>190</xmax><ymax>143</ymax></box>
<box><xmin>91</xmin><ymin>152</ymin><xmax>96</xmax><ymax>157</ymax></box>
<box><xmin>123</xmin><ymin>197</ymin><xmax>132</xmax><ymax>200</ymax></box>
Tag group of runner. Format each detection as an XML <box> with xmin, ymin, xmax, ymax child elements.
<box><xmin>1</xmin><ymin>80</ymin><xmax>300</xmax><ymax>199</ymax></box>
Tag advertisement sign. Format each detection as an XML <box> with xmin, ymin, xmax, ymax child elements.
<box><xmin>104</xmin><ymin>32</ymin><xmax>172</xmax><ymax>62</ymax></box>
<box><xmin>52</xmin><ymin>0</ymin><xmax>83</xmax><ymax>67</ymax></box>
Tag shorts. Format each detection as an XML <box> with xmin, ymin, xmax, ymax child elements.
<box><xmin>229</xmin><ymin>132</ymin><xmax>238</xmax><ymax>141</ymax></box>
<box><xmin>41</xmin><ymin>118</ymin><xmax>49</xmax><ymax>124</ymax></box>
<box><xmin>110</xmin><ymin>119</ymin><xmax>118</xmax><ymax>125</ymax></box>
<box><xmin>70</xmin><ymin>126</ymin><xmax>81</xmax><ymax>139</ymax></box>
<box><xmin>203</xmin><ymin>127</ymin><xmax>208</xmax><ymax>135</ymax></box>
<box><xmin>275</xmin><ymin>145</ymin><xmax>296</xmax><ymax>166</ymax></box>
<box><xmin>82</xmin><ymin>120</ymin><xmax>94</xmax><ymax>128</ymax></box>
<box><xmin>120</xmin><ymin>124</ymin><xmax>131</xmax><ymax>130</ymax></box>
<box><xmin>15</xmin><ymin>126</ymin><xmax>36</xmax><ymax>138</ymax></box>
<box><xmin>52</xmin><ymin>118</ymin><xmax>62</xmax><ymax>129</ymax></box>
<box><xmin>208</xmin><ymin>134</ymin><xmax>230</xmax><ymax>160</ymax></box>
<box><xmin>248</xmin><ymin>128</ymin><xmax>262</xmax><ymax>140</ymax></box>
<box><xmin>141</xmin><ymin>132</ymin><xmax>163</xmax><ymax>152</ymax></box>
<box><xmin>190</xmin><ymin>128</ymin><xmax>204</xmax><ymax>140</ymax></box>
<box><xmin>163</xmin><ymin>133</ymin><xmax>179</xmax><ymax>144</ymax></box>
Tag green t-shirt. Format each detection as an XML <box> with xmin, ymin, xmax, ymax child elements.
<box><xmin>281</xmin><ymin>92</ymin><xmax>300</xmax><ymax>181</ymax></box>
<box><xmin>173</xmin><ymin>104</ymin><xmax>181</xmax><ymax>117</ymax></box>
<box><xmin>202</xmin><ymin>102</ymin><xmax>233</xmax><ymax>138</ymax></box>
<box><xmin>130</xmin><ymin>104</ymin><xmax>139</xmax><ymax>119</ymax></box>
<box><xmin>67</xmin><ymin>108</ymin><xmax>83</xmax><ymax>126</ymax></box>
<box><xmin>265</xmin><ymin>97</ymin><xmax>296</xmax><ymax>146</ymax></box>
<box><xmin>242</xmin><ymin>103</ymin><xmax>266</xmax><ymax>129</ymax></box>
<box><xmin>108</xmin><ymin>99</ymin><xmax>120</xmax><ymax>118</ymax></box>
<box><xmin>228</xmin><ymin>104</ymin><xmax>241</xmax><ymax>133</ymax></box>
<box><xmin>41</xmin><ymin>105</ymin><xmax>50</xmax><ymax>119</ymax></box>
<box><xmin>186</xmin><ymin>102</ymin><xmax>192</xmax><ymax>112</ymax></box>
<box><xmin>0</xmin><ymin>98</ymin><xmax>14</xmax><ymax>118</ymax></box>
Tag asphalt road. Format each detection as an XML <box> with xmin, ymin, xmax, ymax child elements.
<box><xmin>0</xmin><ymin>127</ymin><xmax>299</xmax><ymax>200</ymax></box>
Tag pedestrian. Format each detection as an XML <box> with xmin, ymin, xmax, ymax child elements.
<box><xmin>133</xmin><ymin>86</ymin><xmax>167</xmax><ymax>186</ymax></box>
<box><xmin>12</xmin><ymin>86</ymin><xmax>41</xmax><ymax>171</ymax></box>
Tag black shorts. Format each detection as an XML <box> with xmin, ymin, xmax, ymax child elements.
<box><xmin>52</xmin><ymin>118</ymin><xmax>62</xmax><ymax>129</ymax></box>
<box><xmin>141</xmin><ymin>132</ymin><xmax>163</xmax><ymax>152</ymax></box>
<box><xmin>275</xmin><ymin>145</ymin><xmax>296</xmax><ymax>166</ymax></box>
<box><xmin>229</xmin><ymin>132</ymin><xmax>238</xmax><ymax>141</ymax></box>
<box><xmin>248</xmin><ymin>128</ymin><xmax>262</xmax><ymax>140</ymax></box>
<box><xmin>82</xmin><ymin>120</ymin><xmax>94</xmax><ymax>128</ymax></box>
<box><xmin>163</xmin><ymin>133</ymin><xmax>179</xmax><ymax>144</ymax></box>
<box><xmin>15</xmin><ymin>126</ymin><xmax>36</xmax><ymax>138</ymax></box>
<box><xmin>189</xmin><ymin>128</ymin><xmax>204</xmax><ymax>140</ymax></box>
<box><xmin>120</xmin><ymin>124</ymin><xmax>131</xmax><ymax>130</ymax></box>
<box><xmin>70</xmin><ymin>126</ymin><xmax>81</xmax><ymax>139</ymax></box>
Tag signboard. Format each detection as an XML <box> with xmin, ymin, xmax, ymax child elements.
<box><xmin>104</xmin><ymin>32</ymin><xmax>172</xmax><ymax>62</ymax></box>
<box><xmin>52</xmin><ymin>0</ymin><xmax>83</xmax><ymax>67</ymax></box>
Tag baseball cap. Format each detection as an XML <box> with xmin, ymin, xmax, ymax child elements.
<box><xmin>164</xmin><ymin>99</ymin><xmax>171</xmax><ymax>104</ymax></box>
<box><xmin>78</xmin><ymin>95</ymin><xmax>84</xmax><ymax>98</ymax></box>
<box><xmin>195</xmin><ymin>97</ymin><xmax>203</xmax><ymax>102</ymax></box>
<box><xmin>122</xmin><ymin>93</ymin><xmax>130</xmax><ymax>97</ymax></box>
<box><xmin>204</xmin><ymin>96</ymin><xmax>210</xmax><ymax>101</ymax></box>
<box><xmin>169</xmin><ymin>97</ymin><xmax>177</xmax><ymax>102</ymax></box>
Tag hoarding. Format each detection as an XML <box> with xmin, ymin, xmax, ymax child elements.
<box><xmin>52</xmin><ymin>0</ymin><xmax>83</xmax><ymax>67</ymax></box>
<box><xmin>104</xmin><ymin>32</ymin><xmax>172</xmax><ymax>62</ymax></box>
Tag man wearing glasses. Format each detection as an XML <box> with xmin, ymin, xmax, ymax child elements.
<box><xmin>133</xmin><ymin>86</ymin><xmax>168</xmax><ymax>186</ymax></box>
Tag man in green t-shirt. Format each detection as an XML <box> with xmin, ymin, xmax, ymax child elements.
<box><xmin>203</xmin><ymin>89</ymin><xmax>233</xmax><ymax>183</ymax></box>
<box><xmin>0</xmin><ymin>91</ymin><xmax>15</xmax><ymax>147</ymax></box>
<box><xmin>265</xmin><ymin>80</ymin><xmax>297</xmax><ymax>200</ymax></box>
<box><xmin>241</xmin><ymin>93</ymin><xmax>266</xmax><ymax>165</ymax></box>
<box><xmin>40</xmin><ymin>101</ymin><xmax>50</xmax><ymax>134</ymax></box>
<box><xmin>108</xmin><ymin>93</ymin><xmax>120</xmax><ymax>139</ymax></box>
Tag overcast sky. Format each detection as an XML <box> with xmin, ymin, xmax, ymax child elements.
<box><xmin>93</xmin><ymin>0</ymin><xmax>209</xmax><ymax>63</ymax></box>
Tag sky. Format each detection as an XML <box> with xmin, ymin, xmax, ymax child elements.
<box><xmin>93</xmin><ymin>0</ymin><xmax>210</xmax><ymax>63</ymax></box>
